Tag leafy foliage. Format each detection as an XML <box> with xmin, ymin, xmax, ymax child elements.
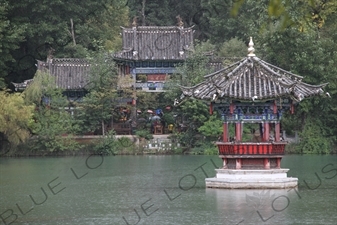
<box><xmin>218</xmin><ymin>38</ymin><xmax>247</xmax><ymax>58</ymax></box>
<box><xmin>114</xmin><ymin>136</ymin><xmax>136</xmax><ymax>154</ymax></box>
<box><xmin>135</xmin><ymin>129</ymin><xmax>153</xmax><ymax>140</ymax></box>
<box><xmin>163</xmin><ymin>44</ymin><xmax>213</xmax><ymax>150</ymax></box>
<box><xmin>198</xmin><ymin>114</ymin><xmax>223</xmax><ymax>140</ymax></box>
<box><xmin>296</xmin><ymin>118</ymin><xmax>331</xmax><ymax>154</ymax></box>
<box><xmin>92</xmin><ymin>130</ymin><xmax>117</xmax><ymax>155</ymax></box>
<box><xmin>2</xmin><ymin>0</ymin><xmax>128</xmax><ymax>87</ymax></box>
<box><xmin>74</xmin><ymin>52</ymin><xmax>119</xmax><ymax>134</ymax></box>
<box><xmin>2</xmin><ymin>0</ymin><xmax>337</xmax><ymax>154</ymax></box>
<box><xmin>0</xmin><ymin>90</ymin><xmax>34</xmax><ymax>152</ymax></box>
<box><xmin>0</xmin><ymin>1</ymin><xmax>25</xmax><ymax>88</ymax></box>
<box><xmin>24</xmin><ymin>71</ymin><xmax>58</xmax><ymax>104</ymax></box>
<box><xmin>23</xmin><ymin>72</ymin><xmax>82</xmax><ymax>152</ymax></box>
<box><xmin>127</xmin><ymin>0</ymin><xmax>210</xmax><ymax>40</ymax></box>
<box><xmin>27</xmin><ymin>101</ymin><xmax>82</xmax><ymax>152</ymax></box>
<box><xmin>163</xmin><ymin>41</ymin><xmax>211</xmax><ymax>101</ymax></box>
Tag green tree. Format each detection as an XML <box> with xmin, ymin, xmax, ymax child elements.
<box><xmin>0</xmin><ymin>1</ymin><xmax>25</xmax><ymax>88</ymax></box>
<box><xmin>260</xmin><ymin>27</ymin><xmax>337</xmax><ymax>150</ymax></box>
<box><xmin>23</xmin><ymin>71</ymin><xmax>82</xmax><ymax>153</ymax></box>
<box><xmin>162</xmin><ymin>42</ymin><xmax>214</xmax><ymax>150</ymax></box>
<box><xmin>24</xmin><ymin>71</ymin><xmax>58</xmax><ymax>105</ymax></box>
<box><xmin>164</xmin><ymin>41</ymin><xmax>211</xmax><ymax>97</ymax></box>
<box><xmin>202</xmin><ymin>0</ymin><xmax>337</xmax><ymax>45</ymax></box>
<box><xmin>296</xmin><ymin>118</ymin><xmax>331</xmax><ymax>154</ymax></box>
<box><xmin>198</xmin><ymin>114</ymin><xmax>223</xmax><ymax>140</ymax></box>
<box><xmin>127</xmin><ymin>0</ymin><xmax>210</xmax><ymax>40</ymax></box>
<box><xmin>201</xmin><ymin>0</ymin><xmax>266</xmax><ymax>43</ymax></box>
<box><xmin>74</xmin><ymin>52</ymin><xmax>120</xmax><ymax>135</ymax></box>
<box><xmin>4</xmin><ymin>0</ymin><xmax>128</xmax><ymax>87</ymax></box>
<box><xmin>0</xmin><ymin>90</ymin><xmax>34</xmax><ymax>153</ymax></box>
<box><xmin>28</xmin><ymin>104</ymin><xmax>82</xmax><ymax>153</ymax></box>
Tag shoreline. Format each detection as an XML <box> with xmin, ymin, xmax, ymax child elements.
<box><xmin>1</xmin><ymin>135</ymin><xmax>336</xmax><ymax>157</ymax></box>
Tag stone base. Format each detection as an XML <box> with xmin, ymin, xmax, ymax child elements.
<box><xmin>206</xmin><ymin>169</ymin><xmax>298</xmax><ymax>189</ymax></box>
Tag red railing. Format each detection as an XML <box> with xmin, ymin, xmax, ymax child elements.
<box><xmin>217</xmin><ymin>142</ymin><xmax>286</xmax><ymax>155</ymax></box>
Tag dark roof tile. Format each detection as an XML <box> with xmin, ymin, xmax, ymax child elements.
<box><xmin>181</xmin><ymin>54</ymin><xmax>327</xmax><ymax>102</ymax></box>
<box><xmin>114</xmin><ymin>26</ymin><xmax>194</xmax><ymax>61</ymax></box>
<box><xmin>37</xmin><ymin>59</ymin><xmax>90</xmax><ymax>90</ymax></box>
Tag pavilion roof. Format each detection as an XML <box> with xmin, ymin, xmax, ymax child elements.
<box><xmin>114</xmin><ymin>25</ymin><xmax>194</xmax><ymax>61</ymax></box>
<box><xmin>180</xmin><ymin>37</ymin><xmax>327</xmax><ymax>103</ymax></box>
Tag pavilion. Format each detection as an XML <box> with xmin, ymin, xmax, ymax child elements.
<box><xmin>180</xmin><ymin>37</ymin><xmax>328</xmax><ymax>188</ymax></box>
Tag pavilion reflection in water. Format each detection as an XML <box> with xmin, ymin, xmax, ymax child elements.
<box><xmin>205</xmin><ymin>188</ymin><xmax>299</xmax><ymax>224</ymax></box>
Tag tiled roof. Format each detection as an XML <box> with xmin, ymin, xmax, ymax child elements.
<box><xmin>114</xmin><ymin>26</ymin><xmax>194</xmax><ymax>61</ymax></box>
<box><xmin>37</xmin><ymin>58</ymin><xmax>91</xmax><ymax>90</ymax></box>
<box><xmin>181</xmin><ymin>38</ymin><xmax>327</xmax><ymax>102</ymax></box>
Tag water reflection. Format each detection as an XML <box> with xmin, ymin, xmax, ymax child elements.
<box><xmin>205</xmin><ymin>188</ymin><xmax>298</xmax><ymax>225</ymax></box>
<box><xmin>1</xmin><ymin>155</ymin><xmax>336</xmax><ymax>225</ymax></box>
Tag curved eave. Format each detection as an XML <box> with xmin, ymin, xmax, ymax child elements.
<box><xmin>180</xmin><ymin>56</ymin><xmax>327</xmax><ymax>102</ymax></box>
<box><xmin>113</xmin><ymin>48</ymin><xmax>133</xmax><ymax>60</ymax></box>
<box><xmin>291</xmin><ymin>82</ymin><xmax>327</xmax><ymax>100</ymax></box>
<box><xmin>180</xmin><ymin>82</ymin><xmax>209</xmax><ymax>99</ymax></box>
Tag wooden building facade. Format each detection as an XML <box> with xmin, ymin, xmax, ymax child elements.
<box><xmin>114</xmin><ymin>24</ymin><xmax>194</xmax><ymax>92</ymax></box>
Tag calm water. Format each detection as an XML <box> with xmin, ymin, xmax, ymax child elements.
<box><xmin>0</xmin><ymin>155</ymin><xmax>336</xmax><ymax>225</ymax></box>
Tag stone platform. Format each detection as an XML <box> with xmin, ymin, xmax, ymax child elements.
<box><xmin>206</xmin><ymin>169</ymin><xmax>298</xmax><ymax>189</ymax></box>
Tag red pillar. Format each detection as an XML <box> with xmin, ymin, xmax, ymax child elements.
<box><xmin>235</xmin><ymin>122</ymin><xmax>241</xmax><ymax>141</ymax></box>
<box><xmin>223</xmin><ymin>122</ymin><xmax>228</xmax><ymax>142</ymax></box>
<box><xmin>275</xmin><ymin>122</ymin><xmax>280</xmax><ymax>142</ymax></box>
<box><xmin>209</xmin><ymin>102</ymin><xmax>213</xmax><ymax>115</ymax></box>
<box><xmin>264</xmin><ymin>123</ymin><xmax>270</xmax><ymax>141</ymax></box>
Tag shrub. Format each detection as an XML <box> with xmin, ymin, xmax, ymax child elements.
<box><xmin>135</xmin><ymin>129</ymin><xmax>153</xmax><ymax>140</ymax></box>
<box><xmin>296</xmin><ymin>121</ymin><xmax>331</xmax><ymax>154</ymax></box>
<box><xmin>115</xmin><ymin>136</ymin><xmax>136</xmax><ymax>154</ymax></box>
<box><xmin>92</xmin><ymin>130</ymin><xmax>117</xmax><ymax>155</ymax></box>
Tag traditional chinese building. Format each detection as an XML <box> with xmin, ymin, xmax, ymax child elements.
<box><xmin>40</xmin><ymin>58</ymin><xmax>90</xmax><ymax>100</ymax></box>
<box><xmin>180</xmin><ymin>37</ymin><xmax>327</xmax><ymax>188</ymax></box>
<box><xmin>12</xmin><ymin>58</ymin><xmax>90</xmax><ymax>102</ymax></box>
<box><xmin>113</xmin><ymin>21</ymin><xmax>194</xmax><ymax>92</ymax></box>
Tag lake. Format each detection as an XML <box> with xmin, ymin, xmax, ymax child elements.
<box><xmin>0</xmin><ymin>155</ymin><xmax>336</xmax><ymax>225</ymax></box>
